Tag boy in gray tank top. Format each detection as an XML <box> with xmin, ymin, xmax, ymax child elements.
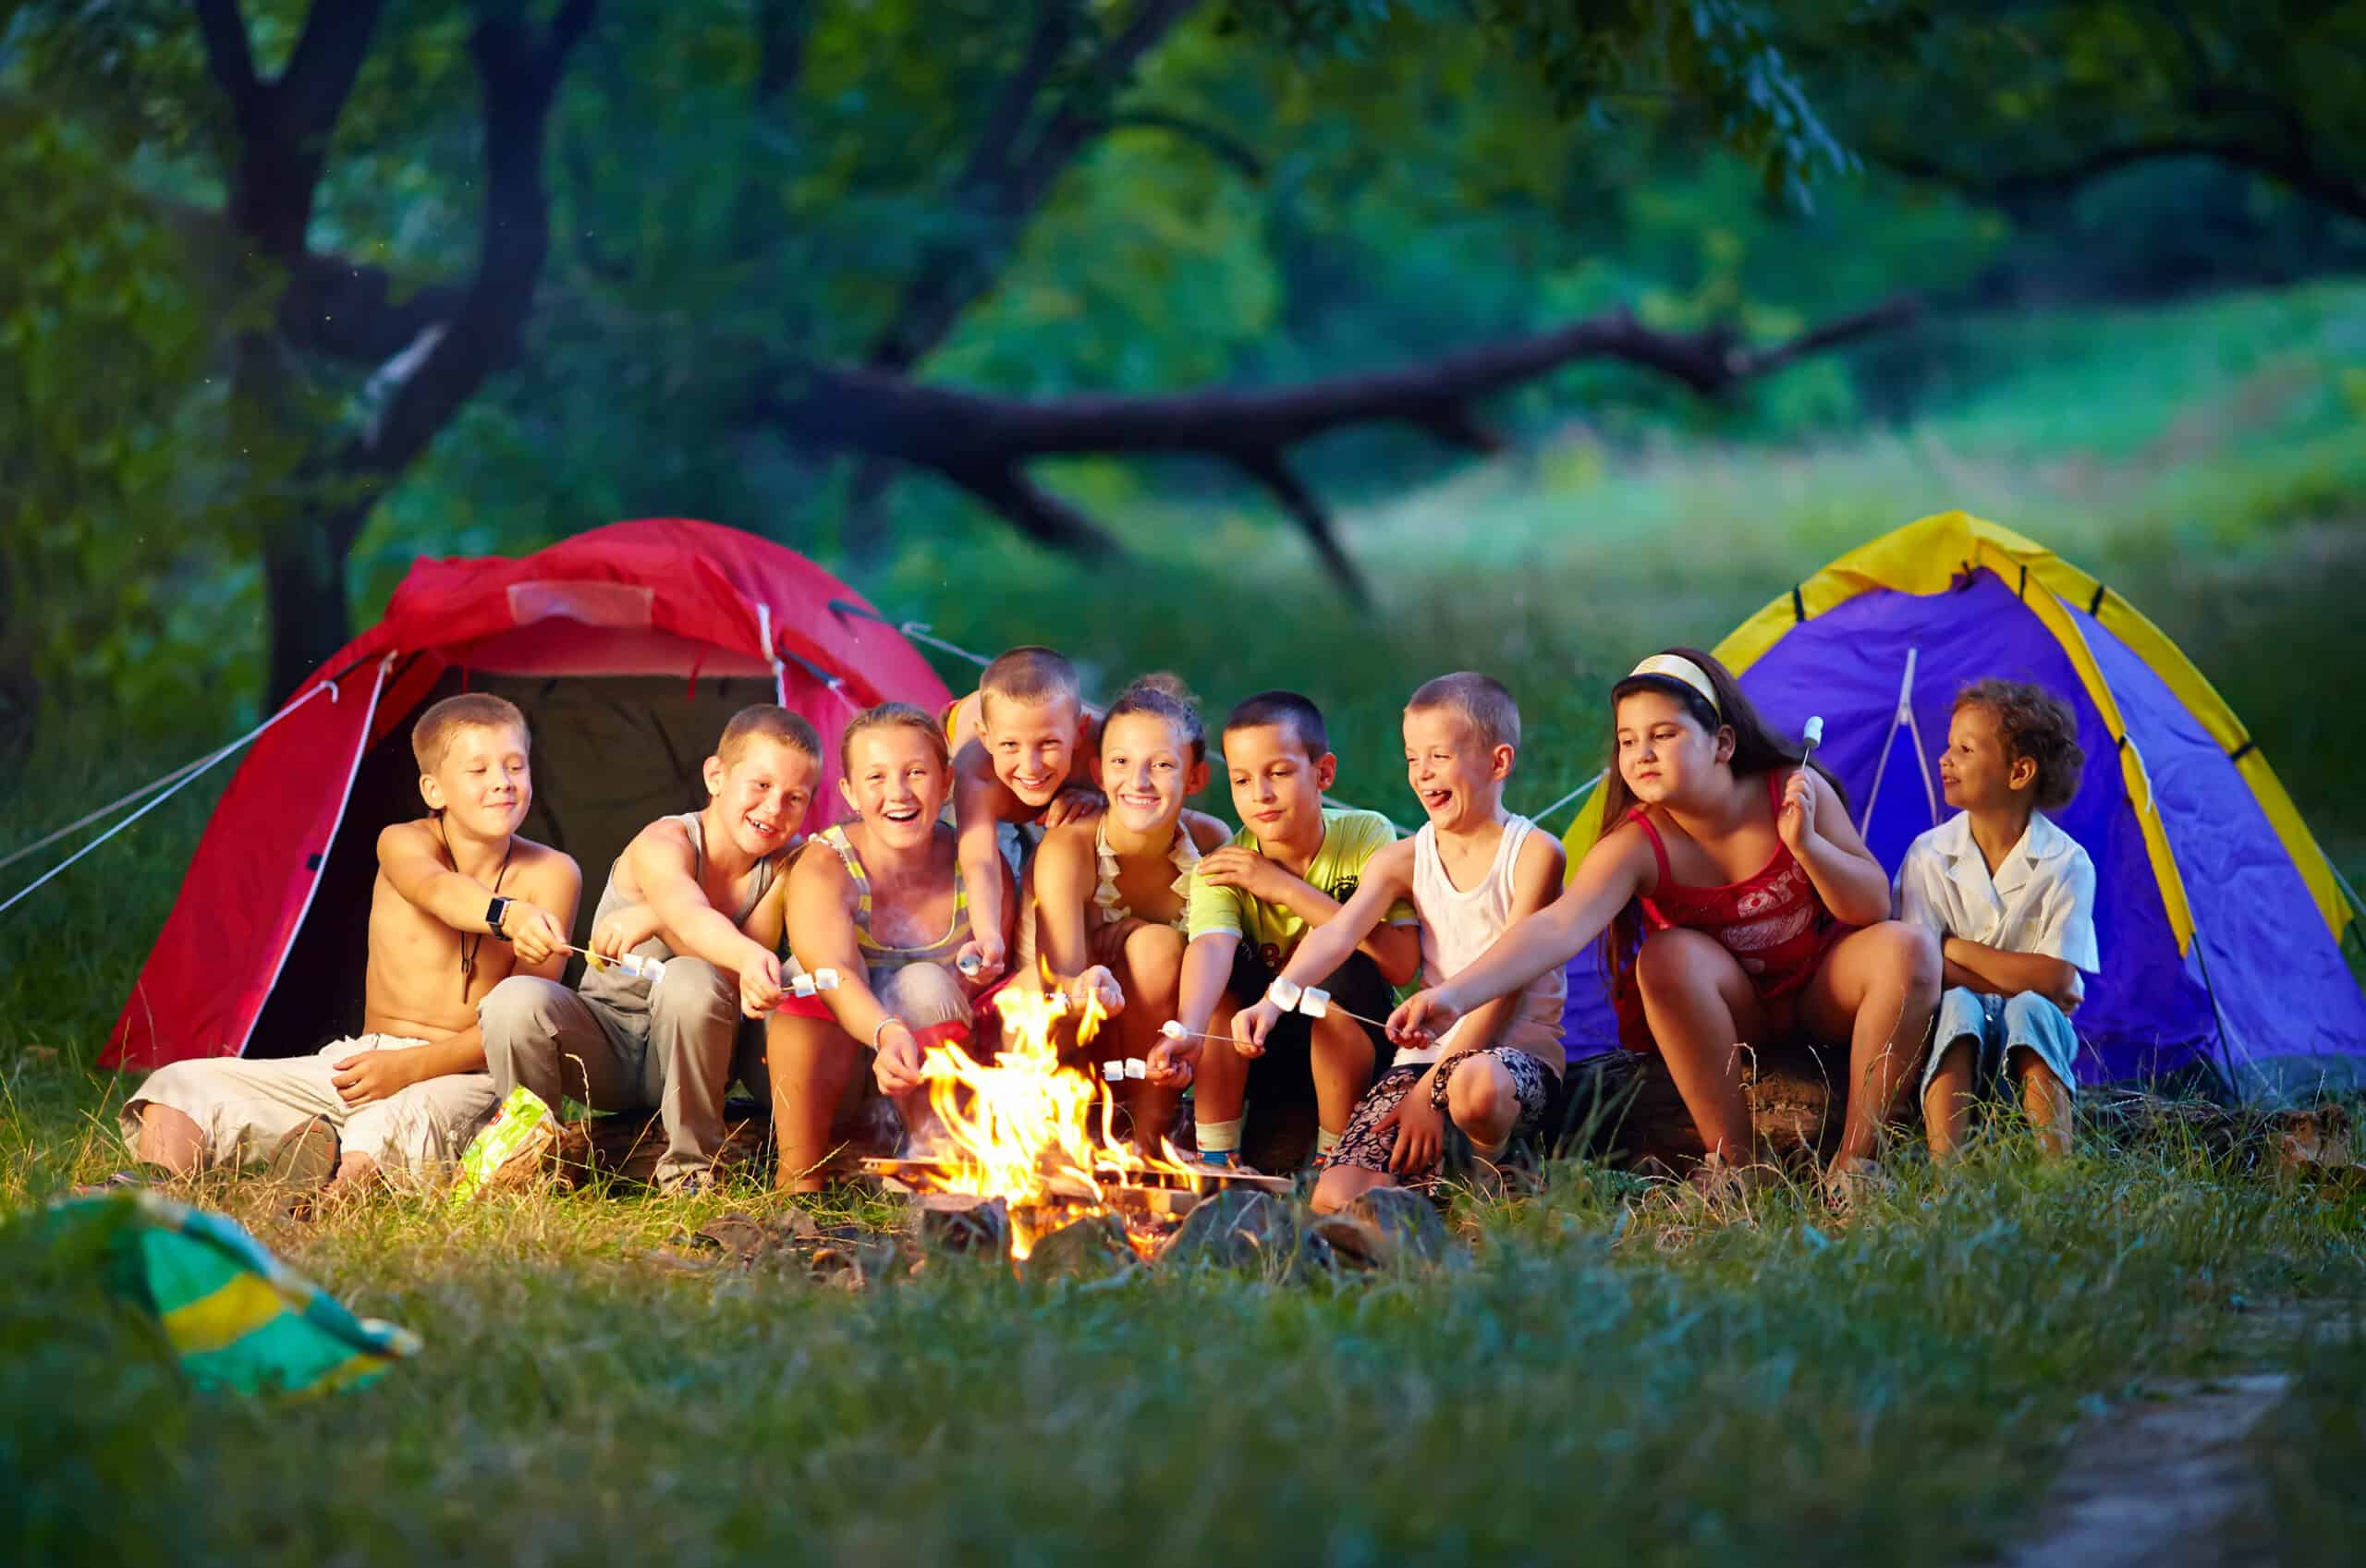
<box><xmin>477</xmin><ymin>708</ymin><xmax>820</xmax><ymax>1194</ymax></box>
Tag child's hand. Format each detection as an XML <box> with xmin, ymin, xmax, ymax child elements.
<box><xmin>738</xmin><ymin>947</ymin><xmax>785</xmax><ymax>1018</ymax></box>
<box><xmin>1042</xmin><ymin>785</ymin><xmax>1105</xmax><ymax>829</ymax></box>
<box><xmin>590</xmin><ymin>906</ymin><xmax>657</xmax><ymax>961</ymax></box>
<box><xmin>1777</xmin><ymin>770</ymin><xmax>1818</xmax><ymax>854</ymax></box>
<box><xmin>330</xmin><ymin>1047</ymin><xmax>422</xmax><ymax>1108</ymax></box>
<box><xmin>1196</xmin><ymin>845</ymin><xmax>1288</xmax><ymax>905</ymax></box>
<box><xmin>873</xmin><ymin>1021</ymin><xmax>925</xmax><ymax>1095</ymax></box>
<box><xmin>502</xmin><ymin>900</ymin><xmax>569</xmax><ymax>967</ymax></box>
<box><xmin>1232</xmin><ymin>998</ymin><xmax>1285</xmax><ymax>1058</ymax></box>
<box><xmin>1071</xmin><ymin>965</ymin><xmax>1125</xmax><ymax>1018</ymax></box>
<box><xmin>954</xmin><ymin>934</ymin><xmax>1006</xmax><ymax>987</ymax></box>
<box><xmin>1375</xmin><ymin>1087</ymin><xmax>1445</xmax><ymax>1173</ymax></box>
<box><xmin>1146</xmin><ymin>1035</ymin><xmax>1199</xmax><ymax>1087</ymax></box>
<box><xmin>1387</xmin><ymin>988</ymin><xmax>1461</xmax><ymax>1049</ymax></box>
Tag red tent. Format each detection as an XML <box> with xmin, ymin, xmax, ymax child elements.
<box><xmin>105</xmin><ymin>518</ymin><xmax>951</xmax><ymax>1071</ymax></box>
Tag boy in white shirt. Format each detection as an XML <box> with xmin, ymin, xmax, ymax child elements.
<box><xmin>1896</xmin><ymin>680</ymin><xmax>2097</xmax><ymax>1159</ymax></box>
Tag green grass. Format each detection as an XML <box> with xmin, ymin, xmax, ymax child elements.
<box><xmin>6</xmin><ymin>281</ymin><xmax>2366</xmax><ymax>1564</ymax></box>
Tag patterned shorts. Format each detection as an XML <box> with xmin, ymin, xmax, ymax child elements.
<box><xmin>1327</xmin><ymin>1047</ymin><xmax>1552</xmax><ymax>1178</ymax></box>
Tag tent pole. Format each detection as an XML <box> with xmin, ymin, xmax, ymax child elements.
<box><xmin>1856</xmin><ymin>646</ymin><xmax>1921</xmax><ymax>838</ymax></box>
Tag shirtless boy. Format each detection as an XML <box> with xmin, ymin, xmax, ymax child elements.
<box><xmin>477</xmin><ymin>705</ymin><xmax>818</xmax><ymax>1194</ymax></box>
<box><xmin>123</xmin><ymin>695</ymin><xmax>580</xmax><ymax>1198</ymax></box>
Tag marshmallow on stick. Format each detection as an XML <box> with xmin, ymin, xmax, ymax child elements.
<box><xmin>573</xmin><ymin>946</ymin><xmax>667</xmax><ymax>984</ymax></box>
<box><xmin>1799</xmin><ymin>714</ymin><xmax>1825</xmax><ymax>769</ymax></box>
<box><xmin>788</xmin><ymin>967</ymin><xmax>841</xmax><ymax>999</ymax></box>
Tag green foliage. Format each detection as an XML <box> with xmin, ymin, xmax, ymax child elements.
<box><xmin>0</xmin><ymin>88</ymin><xmax>260</xmax><ymax>736</ymax></box>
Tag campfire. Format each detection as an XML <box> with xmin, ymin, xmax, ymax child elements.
<box><xmin>862</xmin><ymin>980</ymin><xmax>1275</xmax><ymax>1260</ymax></box>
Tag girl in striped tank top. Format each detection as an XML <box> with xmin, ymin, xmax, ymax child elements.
<box><xmin>1388</xmin><ymin>650</ymin><xmax>1940</xmax><ymax>1208</ymax></box>
<box><xmin>762</xmin><ymin>702</ymin><xmax>1016</xmax><ymax>1191</ymax></box>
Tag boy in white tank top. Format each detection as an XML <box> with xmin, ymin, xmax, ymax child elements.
<box><xmin>1229</xmin><ymin>675</ymin><xmax>1566</xmax><ymax>1212</ymax></box>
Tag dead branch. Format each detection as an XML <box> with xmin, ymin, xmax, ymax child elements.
<box><xmin>760</xmin><ymin>295</ymin><xmax>1918</xmax><ymax>592</ymax></box>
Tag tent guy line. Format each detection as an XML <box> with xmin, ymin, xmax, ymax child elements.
<box><xmin>0</xmin><ymin>680</ymin><xmax>342</xmax><ymax>921</ymax></box>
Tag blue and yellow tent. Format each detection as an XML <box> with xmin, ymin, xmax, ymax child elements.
<box><xmin>1561</xmin><ymin>511</ymin><xmax>2366</xmax><ymax>1085</ymax></box>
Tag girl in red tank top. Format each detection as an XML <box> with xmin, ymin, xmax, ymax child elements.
<box><xmin>1385</xmin><ymin>648</ymin><xmax>1942</xmax><ymax>1197</ymax></box>
<box><xmin>1625</xmin><ymin>769</ymin><xmax>1849</xmax><ymax>1007</ymax></box>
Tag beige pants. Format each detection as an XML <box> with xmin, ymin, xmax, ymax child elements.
<box><xmin>121</xmin><ymin>1036</ymin><xmax>500</xmax><ymax>1175</ymax></box>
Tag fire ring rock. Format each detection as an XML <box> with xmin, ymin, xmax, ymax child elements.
<box><xmin>1344</xmin><ymin>1186</ymin><xmax>1450</xmax><ymax>1267</ymax></box>
<box><xmin>914</xmin><ymin>1194</ymin><xmax>1011</xmax><ymax>1258</ymax></box>
<box><xmin>1162</xmin><ymin>1190</ymin><xmax>1332</xmax><ymax>1280</ymax></box>
<box><xmin>1023</xmin><ymin>1211</ymin><xmax>1135</xmax><ymax>1281</ymax></box>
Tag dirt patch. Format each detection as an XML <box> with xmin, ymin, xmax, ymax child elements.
<box><xmin>2000</xmin><ymin>1373</ymin><xmax>2291</xmax><ymax>1568</ymax></box>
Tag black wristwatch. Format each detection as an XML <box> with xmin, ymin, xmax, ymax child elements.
<box><xmin>486</xmin><ymin>895</ymin><xmax>515</xmax><ymax>940</ymax></box>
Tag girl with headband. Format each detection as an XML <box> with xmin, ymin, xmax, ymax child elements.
<box><xmin>1387</xmin><ymin>647</ymin><xmax>1940</xmax><ymax>1209</ymax></box>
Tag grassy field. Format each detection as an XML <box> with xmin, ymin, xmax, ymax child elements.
<box><xmin>6</xmin><ymin>281</ymin><xmax>2365</xmax><ymax>1564</ymax></box>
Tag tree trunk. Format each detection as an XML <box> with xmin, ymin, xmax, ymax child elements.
<box><xmin>1561</xmin><ymin>1043</ymin><xmax>1854</xmax><ymax>1171</ymax></box>
<box><xmin>261</xmin><ymin>507</ymin><xmax>363</xmax><ymax>704</ymax></box>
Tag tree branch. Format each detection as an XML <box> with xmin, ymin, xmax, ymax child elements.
<box><xmin>1102</xmin><ymin>107</ymin><xmax>1265</xmax><ymax>181</ymax></box>
<box><xmin>763</xmin><ymin>296</ymin><xmax>1916</xmax><ymax>594</ymax></box>
<box><xmin>753</xmin><ymin>0</ymin><xmax>814</xmax><ymax>109</ymax></box>
<box><xmin>335</xmin><ymin>0</ymin><xmax>596</xmax><ymax>494</ymax></box>
<box><xmin>275</xmin><ymin>0</ymin><xmax>395</xmax><ymax>142</ymax></box>
<box><xmin>190</xmin><ymin>0</ymin><xmax>260</xmax><ymax>119</ymax></box>
<box><xmin>867</xmin><ymin>0</ymin><xmax>1201</xmax><ymax>371</ymax></box>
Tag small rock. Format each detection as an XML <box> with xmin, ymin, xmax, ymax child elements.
<box><xmin>1345</xmin><ymin>1186</ymin><xmax>1449</xmax><ymax>1267</ymax></box>
<box><xmin>1023</xmin><ymin>1211</ymin><xmax>1134</xmax><ymax>1281</ymax></box>
<box><xmin>1162</xmin><ymin>1190</ymin><xmax>1331</xmax><ymax>1280</ymax></box>
<box><xmin>1309</xmin><ymin>1213</ymin><xmax>1388</xmax><ymax>1270</ymax></box>
<box><xmin>915</xmin><ymin>1193</ymin><xmax>1011</xmax><ymax>1256</ymax></box>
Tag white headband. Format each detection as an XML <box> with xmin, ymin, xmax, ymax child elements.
<box><xmin>1626</xmin><ymin>654</ymin><xmax>1721</xmax><ymax>717</ymax></box>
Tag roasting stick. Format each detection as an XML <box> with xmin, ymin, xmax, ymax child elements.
<box><xmin>1263</xmin><ymin>976</ymin><xmax>1390</xmax><ymax>1031</ymax></box>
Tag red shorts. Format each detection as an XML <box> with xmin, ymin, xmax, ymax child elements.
<box><xmin>773</xmin><ymin>971</ymin><xmax>1011</xmax><ymax>1053</ymax></box>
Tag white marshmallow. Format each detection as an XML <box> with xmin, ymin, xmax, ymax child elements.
<box><xmin>1266</xmin><ymin>977</ymin><xmax>1302</xmax><ymax>1012</ymax></box>
<box><xmin>1124</xmin><ymin>1059</ymin><xmax>1148</xmax><ymax>1080</ymax></box>
<box><xmin>1102</xmin><ymin>1062</ymin><xmax>1126</xmax><ymax>1082</ymax></box>
<box><xmin>1298</xmin><ymin>985</ymin><xmax>1331</xmax><ymax>1019</ymax></box>
<box><xmin>1803</xmin><ymin>714</ymin><xmax>1824</xmax><ymax>747</ymax></box>
<box><xmin>1160</xmin><ymin>1019</ymin><xmax>1188</xmax><ymax>1040</ymax></box>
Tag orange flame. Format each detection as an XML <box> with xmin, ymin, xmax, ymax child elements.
<box><xmin>919</xmin><ymin>973</ymin><xmax>1202</xmax><ymax>1258</ymax></box>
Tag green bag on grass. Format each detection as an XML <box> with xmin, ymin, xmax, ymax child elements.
<box><xmin>22</xmin><ymin>1190</ymin><xmax>420</xmax><ymax>1397</ymax></box>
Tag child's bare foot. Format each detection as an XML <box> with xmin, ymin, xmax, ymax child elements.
<box><xmin>1822</xmin><ymin>1155</ymin><xmax>1894</xmax><ymax>1218</ymax></box>
<box><xmin>1688</xmin><ymin>1150</ymin><xmax>1777</xmax><ymax>1218</ymax></box>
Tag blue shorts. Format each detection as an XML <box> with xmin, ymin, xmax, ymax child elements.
<box><xmin>1924</xmin><ymin>986</ymin><xmax>2080</xmax><ymax>1098</ymax></box>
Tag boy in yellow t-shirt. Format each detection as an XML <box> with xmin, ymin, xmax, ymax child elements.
<box><xmin>1147</xmin><ymin>691</ymin><xmax>1421</xmax><ymax>1169</ymax></box>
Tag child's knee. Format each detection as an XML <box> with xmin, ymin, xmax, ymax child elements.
<box><xmin>1884</xmin><ymin>921</ymin><xmax>1943</xmax><ymax>995</ymax></box>
<box><xmin>1120</xmin><ymin>923</ymin><xmax>1186</xmax><ymax>999</ymax></box>
<box><xmin>1635</xmin><ymin>928</ymin><xmax>1726</xmax><ymax>1000</ymax></box>
<box><xmin>1309</xmin><ymin>1011</ymin><xmax>1375</xmax><ymax>1072</ymax></box>
<box><xmin>477</xmin><ymin>975</ymin><xmax>571</xmax><ymax>1057</ymax></box>
<box><xmin>1446</xmin><ymin>1059</ymin><xmax>1515</xmax><ymax>1129</ymax></box>
<box><xmin>1312</xmin><ymin>1163</ymin><xmax>1389</xmax><ymax>1214</ymax></box>
<box><xmin>876</xmin><ymin>964</ymin><xmax>968</xmax><ymax>1029</ymax></box>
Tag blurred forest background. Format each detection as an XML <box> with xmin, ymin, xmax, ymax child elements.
<box><xmin>5</xmin><ymin>0</ymin><xmax>2363</xmax><ymax>887</ymax></box>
